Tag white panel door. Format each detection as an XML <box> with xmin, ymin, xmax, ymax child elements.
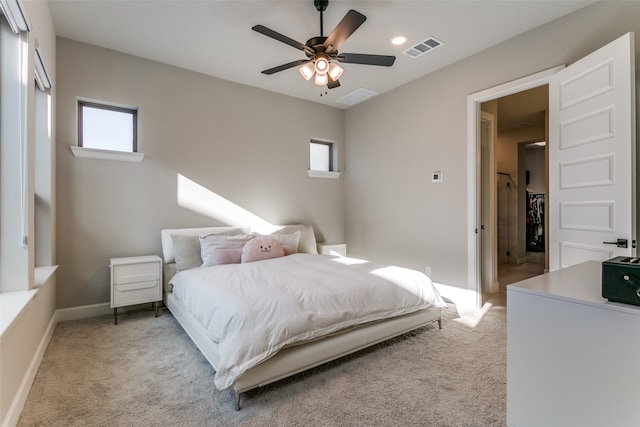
<box><xmin>549</xmin><ymin>33</ymin><xmax>636</xmax><ymax>271</ymax></box>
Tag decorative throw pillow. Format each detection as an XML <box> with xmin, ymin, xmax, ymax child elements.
<box><xmin>200</xmin><ymin>234</ymin><xmax>254</xmax><ymax>267</ymax></box>
<box><xmin>250</xmin><ymin>224</ymin><xmax>318</xmax><ymax>254</ymax></box>
<box><xmin>171</xmin><ymin>234</ymin><xmax>204</xmax><ymax>272</ymax></box>
<box><xmin>255</xmin><ymin>231</ymin><xmax>301</xmax><ymax>255</ymax></box>
<box><xmin>241</xmin><ymin>237</ymin><xmax>285</xmax><ymax>263</ymax></box>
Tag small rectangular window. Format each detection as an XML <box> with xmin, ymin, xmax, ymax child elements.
<box><xmin>78</xmin><ymin>100</ymin><xmax>137</xmax><ymax>152</ymax></box>
<box><xmin>310</xmin><ymin>140</ymin><xmax>334</xmax><ymax>172</ymax></box>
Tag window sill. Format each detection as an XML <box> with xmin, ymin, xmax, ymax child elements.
<box><xmin>308</xmin><ymin>170</ymin><xmax>341</xmax><ymax>179</ymax></box>
<box><xmin>34</xmin><ymin>265</ymin><xmax>59</xmax><ymax>288</ymax></box>
<box><xmin>70</xmin><ymin>146</ymin><xmax>144</xmax><ymax>162</ymax></box>
<box><xmin>0</xmin><ymin>289</ymin><xmax>37</xmax><ymax>337</ymax></box>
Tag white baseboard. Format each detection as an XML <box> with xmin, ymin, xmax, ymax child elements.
<box><xmin>55</xmin><ymin>302</ymin><xmax>157</xmax><ymax>323</ymax></box>
<box><xmin>2</xmin><ymin>313</ymin><xmax>56</xmax><ymax>427</ymax></box>
<box><xmin>55</xmin><ymin>302</ymin><xmax>111</xmax><ymax>322</ymax></box>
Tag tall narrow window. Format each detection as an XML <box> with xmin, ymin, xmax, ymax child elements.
<box><xmin>78</xmin><ymin>100</ymin><xmax>138</xmax><ymax>152</ymax></box>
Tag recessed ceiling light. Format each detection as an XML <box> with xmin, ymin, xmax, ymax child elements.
<box><xmin>390</xmin><ymin>35</ymin><xmax>407</xmax><ymax>46</ymax></box>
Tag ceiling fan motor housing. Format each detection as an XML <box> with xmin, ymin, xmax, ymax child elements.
<box><xmin>305</xmin><ymin>36</ymin><xmax>331</xmax><ymax>57</ymax></box>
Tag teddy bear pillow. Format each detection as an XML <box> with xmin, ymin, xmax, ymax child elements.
<box><xmin>241</xmin><ymin>237</ymin><xmax>285</xmax><ymax>263</ymax></box>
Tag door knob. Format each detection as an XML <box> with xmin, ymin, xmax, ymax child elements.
<box><xmin>603</xmin><ymin>238</ymin><xmax>628</xmax><ymax>248</ymax></box>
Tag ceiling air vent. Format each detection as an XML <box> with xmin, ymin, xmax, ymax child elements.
<box><xmin>403</xmin><ymin>37</ymin><xmax>444</xmax><ymax>59</ymax></box>
<box><xmin>336</xmin><ymin>88</ymin><xmax>378</xmax><ymax>106</ymax></box>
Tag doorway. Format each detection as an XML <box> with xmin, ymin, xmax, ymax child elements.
<box><xmin>482</xmin><ymin>86</ymin><xmax>549</xmax><ymax>295</ymax></box>
<box><xmin>467</xmin><ymin>66</ymin><xmax>562</xmax><ymax>310</ymax></box>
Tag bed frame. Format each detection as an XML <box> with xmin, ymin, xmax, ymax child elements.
<box><xmin>160</xmin><ymin>226</ymin><xmax>442</xmax><ymax>410</ymax></box>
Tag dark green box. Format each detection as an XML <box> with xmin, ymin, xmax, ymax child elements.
<box><xmin>602</xmin><ymin>256</ymin><xmax>640</xmax><ymax>306</ymax></box>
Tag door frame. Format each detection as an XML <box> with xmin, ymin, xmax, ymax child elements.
<box><xmin>480</xmin><ymin>110</ymin><xmax>498</xmax><ymax>294</ymax></box>
<box><xmin>466</xmin><ymin>66</ymin><xmax>564</xmax><ymax>310</ymax></box>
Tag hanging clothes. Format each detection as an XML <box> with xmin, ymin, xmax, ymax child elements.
<box><xmin>526</xmin><ymin>190</ymin><xmax>545</xmax><ymax>252</ymax></box>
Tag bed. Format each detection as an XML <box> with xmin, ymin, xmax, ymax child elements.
<box><xmin>161</xmin><ymin>224</ymin><xmax>446</xmax><ymax>410</ymax></box>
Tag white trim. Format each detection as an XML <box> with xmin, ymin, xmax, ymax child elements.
<box><xmin>70</xmin><ymin>146</ymin><xmax>144</xmax><ymax>162</ymax></box>
<box><xmin>0</xmin><ymin>0</ymin><xmax>31</xmax><ymax>33</ymax></box>
<box><xmin>55</xmin><ymin>302</ymin><xmax>112</xmax><ymax>322</ymax></box>
<box><xmin>307</xmin><ymin>170</ymin><xmax>341</xmax><ymax>179</ymax></box>
<box><xmin>34</xmin><ymin>265</ymin><xmax>58</xmax><ymax>288</ymax></box>
<box><xmin>34</xmin><ymin>48</ymin><xmax>51</xmax><ymax>91</ymax></box>
<box><xmin>55</xmin><ymin>302</ymin><xmax>152</xmax><ymax>322</ymax></box>
<box><xmin>467</xmin><ymin>66</ymin><xmax>564</xmax><ymax>309</ymax></box>
<box><xmin>2</xmin><ymin>313</ymin><xmax>55</xmax><ymax>427</ymax></box>
<box><xmin>0</xmin><ymin>290</ymin><xmax>36</xmax><ymax>337</ymax></box>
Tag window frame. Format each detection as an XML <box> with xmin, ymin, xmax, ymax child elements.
<box><xmin>310</xmin><ymin>140</ymin><xmax>334</xmax><ymax>172</ymax></box>
<box><xmin>308</xmin><ymin>138</ymin><xmax>341</xmax><ymax>179</ymax></box>
<box><xmin>77</xmin><ymin>99</ymin><xmax>138</xmax><ymax>152</ymax></box>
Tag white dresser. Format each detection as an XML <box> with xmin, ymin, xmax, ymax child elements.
<box><xmin>110</xmin><ymin>255</ymin><xmax>163</xmax><ymax>324</ymax></box>
<box><xmin>507</xmin><ymin>261</ymin><xmax>640</xmax><ymax>427</ymax></box>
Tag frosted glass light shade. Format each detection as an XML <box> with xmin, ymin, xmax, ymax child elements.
<box><xmin>314</xmin><ymin>73</ymin><xmax>328</xmax><ymax>86</ymax></box>
<box><xmin>299</xmin><ymin>62</ymin><xmax>314</xmax><ymax>81</ymax></box>
<box><xmin>328</xmin><ymin>63</ymin><xmax>343</xmax><ymax>81</ymax></box>
<box><xmin>315</xmin><ymin>57</ymin><xmax>329</xmax><ymax>74</ymax></box>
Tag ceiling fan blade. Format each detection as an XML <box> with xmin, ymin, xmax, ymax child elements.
<box><xmin>328</xmin><ymin>77</ymin><xmax>340</xmax><ymax>89</ymax></box>
<box><xmin>337</xmin><ymin>53</ymin><xmax>396</xmax><ymax>67</ymax></box>
<box><xmin>261</xmin><ymin>59</ymin><xmax>310</xmax><ymax>75</ymax></box>
<box><xmin>323</xmin><ymin>10</ymin><xmax>366</xmax><ymax>52</ymax></box>
<box><xmin>252</xmin><ymin>25</ymin><xmax>313</xmax><ymax>54</ymax></box>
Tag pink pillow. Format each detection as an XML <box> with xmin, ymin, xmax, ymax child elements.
<box><xmin>208</xmin><ymin>248</ymin><xmax>243</xmax><ymax>265</ymax></box>
<box><xmin>241</xmin><ymin>237</ymin><xmax>285</xmax><ymax>263</ymax></box>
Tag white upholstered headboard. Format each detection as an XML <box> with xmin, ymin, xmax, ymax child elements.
<box><xmin>160</xmin><ymin>224</ymin><xmax>319</xmax><ymax>290</ymax></box>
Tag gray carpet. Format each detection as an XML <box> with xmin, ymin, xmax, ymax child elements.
<box><xmin>18</xmin><ymin>300</ymin><xmax>506</xmax><ymax>426</ymax></box>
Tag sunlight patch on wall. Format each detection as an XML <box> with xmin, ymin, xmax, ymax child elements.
<box><xmin>177</xmin><ymin>174</ymin><xmax>270</xmax><ymax>226</ymax></box>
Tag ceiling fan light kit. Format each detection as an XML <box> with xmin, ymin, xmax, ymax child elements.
<box><xmin>252</xmin><ymin>0</ymin><xmax>395</xmax><ymax>91</ymax></box>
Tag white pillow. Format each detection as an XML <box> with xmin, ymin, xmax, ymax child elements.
<box><xmin>161</xmin><ymin>226</ymin><xmax>249</xmax><ymax>264</ymax></box>
<box><xmin>171</xmin><ymin>234</ymin><xmax>204</xmax><ymax>272</ymax></box>
<box><xmin>200</xmin><ymin>234</ymin><xmax>254</xmax><ymax>267</ymax></box>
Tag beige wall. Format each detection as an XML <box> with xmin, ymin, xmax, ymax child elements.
<box><xmin>56</xmin><ymin>39</ymin><xmax>345</xmax><ymax>308</ymax></box>
<box><xmin>344</xmin><ymin>1</ymin><xmax>640</xmax><ymax>288</ymax></box>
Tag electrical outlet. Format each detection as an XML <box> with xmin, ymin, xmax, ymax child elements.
<box><xmin>425</xmin><ymin>266</ymin><xmax>432</xmax><ymax>277</ymax></box>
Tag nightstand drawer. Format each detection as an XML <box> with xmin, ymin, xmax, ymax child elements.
<box><xmin>113</xmin><ymin>262</ymin><xmax>159</xmax><ymax>284</ymax></box>
<box><xmin>113</xmin><ymin>279</ymin><xmax>160</xmax><ymax>307</ymax></box>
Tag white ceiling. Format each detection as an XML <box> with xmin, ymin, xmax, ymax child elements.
<box><xmin>47</xmin><ymin>0</ymin><xmax>595</xmax><ymax>109</ymax></box>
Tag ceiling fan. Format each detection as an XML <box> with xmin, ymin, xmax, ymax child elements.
<box><xmin>252</xmin><ymin>0</ymin><xmax>396</xmax><ymax>90</ymax></box>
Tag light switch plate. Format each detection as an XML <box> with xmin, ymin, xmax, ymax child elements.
<box><xmin>432</xmin><ymin>171</ymin><xmax>443</xmax><ymax>182</ymax></box>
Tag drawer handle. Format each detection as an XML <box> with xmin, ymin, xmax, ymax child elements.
<box><xmin>117</xmin><ymin>280</ymin><xmax>157</xmax><ymax>292</ymax></box>
<box><xmin>115</xmin><ymin>274</ymin><xmax>158</xmax><ymax>285</ymax></box>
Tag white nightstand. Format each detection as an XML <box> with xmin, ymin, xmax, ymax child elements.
<box><xmin>110</xmin><ymin>255</ymin><xmax>162</xmax><ymax>324</ymax></box>
<box><xmin>317</xmin><ymin>243</ymin><xmax>347</xmax><ymax>257</ymax></box>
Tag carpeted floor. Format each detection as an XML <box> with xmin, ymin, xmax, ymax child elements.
<box><xmin>18</xmin><ymin>299</ymin><xmax>506</xmax><ymax>426</ymax></box>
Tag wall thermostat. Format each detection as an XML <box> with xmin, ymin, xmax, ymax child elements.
<box><xmin>432</xmin><ymin>171</ymin><xmax>443</xmax><ymax>182</ymax></box>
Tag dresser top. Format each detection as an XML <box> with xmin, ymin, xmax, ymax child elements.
<box><xmin>507</xmin><ymin>261</ymin><xmax>640</xmax><ymax>316</ymax></box>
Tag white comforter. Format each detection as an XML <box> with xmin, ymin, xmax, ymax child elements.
<box><xmin>170</xmin><ymin>253</ymin><xmax>446</xmax><ymax>389</ymax></box>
